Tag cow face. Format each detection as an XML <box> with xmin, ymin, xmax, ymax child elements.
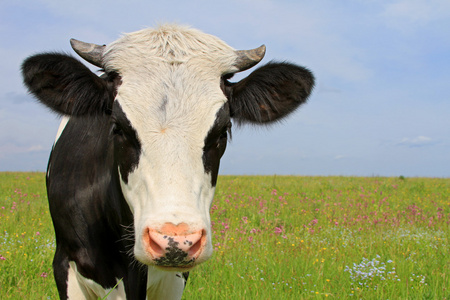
<box><xmin>22</xmin><ymin>24</ymin><xmax>314</xmax><ymax>271</ymax></box>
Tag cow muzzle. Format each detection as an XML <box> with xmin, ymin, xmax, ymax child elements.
<box><xmin>143</xmin><ymin>223</ymin><xmax>207</xmax><ymax>269</ymax></box>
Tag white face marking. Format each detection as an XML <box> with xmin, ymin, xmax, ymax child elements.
<box><xmin>54</xmin><ymin>116</ymin><xmax>70</xmax><ymax>144</ymax></box>
<box><xmin>104</xmin><ymin>25</ymin><xmax>238</xmax><ymax>266</ymax></box>
<box><xmin>116</xmin><ymin>65</ymin><xmax>225</xmax><ymax>265</ymax></box>
<box><xmin>48</xmin><ymin>116</ymin><xmax>71</xmax><ymax>178</ymax></box>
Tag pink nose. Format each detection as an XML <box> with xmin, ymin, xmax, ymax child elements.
<box><xmin>145</xmin><ymin>223</ymin><xmax>206</xmax><ymax>267</ymax></box>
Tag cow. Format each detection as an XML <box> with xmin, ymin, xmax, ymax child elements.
<box><xmin>22</xmin><ymin>24</ymin><xmax>314</xmax><ymax>299</ymax></box>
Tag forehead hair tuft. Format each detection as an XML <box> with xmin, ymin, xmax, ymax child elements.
<box><xmin>103</xmin><ymin>24</ymin><xmax>236</xmax><ymax>72</ymax></box>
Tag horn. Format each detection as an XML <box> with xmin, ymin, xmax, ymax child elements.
<box><xmin>70</xmin><ymin>39</ymin><xmax>105</xmax><ymax>67</ymax></box>
<box><xmin>234</xmin><ymin>45</ymin><xmax>266</xmax><ymax>72</ymax></box>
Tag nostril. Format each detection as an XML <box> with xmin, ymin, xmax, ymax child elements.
<box><xmin>148</xmin><ymin>231</ymin><xmax>165</xmax><ymax>257</ymax></box>
<box><xmin>187</xmin><ymin>229</ymin><xmax>206</xmax><ymax>258</ymax></box>
<box><xmin>188</xmin><ymin>236</ymin><xmax>201</xmax><ymax>257</ymax></box>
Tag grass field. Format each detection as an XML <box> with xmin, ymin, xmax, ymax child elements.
<box><xmin>1</xmin><ymin>172</ymin><xmax>449</xmax><ymax>299</ymax></box>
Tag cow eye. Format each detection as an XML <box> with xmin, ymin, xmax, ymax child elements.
<box><xmin>217</xmin><ymin>122</ymin><xmax>232</xmax><ymax>145</ymax></box>
<box><xmin>112</xmin><ymin>123</ymin><xmax>124</xmax><ymax>136</ymax></box>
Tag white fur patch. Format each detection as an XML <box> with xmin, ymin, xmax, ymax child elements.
<box><xmin>47</xmin><ymin>116</ymin><xmax>71</xmax><ymax>178</ymax></box>
<box><xmin>146</xmin><ymin>266</ymin><xmax>186</xmax><ymax>300</ymax></box>
<box><xmin>55</xmin><ymin>116</ymin><xmax>70</xmax><ymax>144</ymax></box>
<box><xmin>67</xmin><ymin>261</ymin><xmax>126</xmax><ymax>300</ymax></box>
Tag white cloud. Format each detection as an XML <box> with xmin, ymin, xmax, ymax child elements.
<box><xmin>0</xmin><ymin>143</ymin><xmax>47</xmax><ymax>158</ymax></box>
<box><xmin>397</xmin><ymin>136</ymin><xmax>435</xmax><ymax>147</ymax></box>
<box><xmin>334</xmin><ymin>155</ymin><xmax>346</xmax><ymax>160</ymax></box>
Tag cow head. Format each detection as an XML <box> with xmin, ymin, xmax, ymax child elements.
<box><xmin>22</xmin><ymin>25</ymin><xmax>314</xmax><ymax>271</ymax></box>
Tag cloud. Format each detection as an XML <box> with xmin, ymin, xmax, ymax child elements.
<box><xmin>0</xmin><ymin>143</ymin><xmax>47</xmax><ymax>158</ymax></box>
<box><xmin>334</xmin><ymin>155</ymin><xmax>346</xmax><ymax>160</ymax></box>
<box><xmin>396</xmin><ymin>136</ymin><xmax>436</xmax><ymax>147</ymax></box>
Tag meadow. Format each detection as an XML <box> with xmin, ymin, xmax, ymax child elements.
<box><xmin>0</xmin><ymin>172</ymin><xmax>449</xmax><ymax>299</ymax></box>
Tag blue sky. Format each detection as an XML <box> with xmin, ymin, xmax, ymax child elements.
<box><xmin>1</xmin><ymin>0</ymin><xmax>449</xmax><ymax>177</ymax></box>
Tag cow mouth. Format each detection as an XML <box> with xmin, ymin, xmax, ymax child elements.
<box><xmin>153</xmin><ymin>264</ymin><xmax>197</xmax><ymax>272</ymax></box>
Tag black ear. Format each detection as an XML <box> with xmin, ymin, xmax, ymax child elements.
<box><xmin>225</xmin><ymin>62</ymin><xmax>314</xmax><ymax>124</ymax></box>
<box><xmin>21</xmin><ymin>53</ymin><xmax>113</xmax><ymax>116</ymax></box>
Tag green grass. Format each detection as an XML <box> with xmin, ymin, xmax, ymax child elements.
<box><xmin>0</xmin><ymin>172</ymin><xmax>56</xmax><ymax>299</ymax></box>
<box><xmin>1</xmin><ymin>173</ymin><xmax>449</xmax><ymax>299</ymax></box>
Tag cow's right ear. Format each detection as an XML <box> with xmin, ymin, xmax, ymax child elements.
<box><xmin>224</xmin><ymin>62</ymin><xmax>314</xmax><ymax>125</ymax></box>
<box><xmin>22</xmin><ymin>53</ymin><xmax>113</xmax><ymax>116</ymax></box>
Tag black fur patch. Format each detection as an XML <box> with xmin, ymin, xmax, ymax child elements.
<box><xmin>111</xmin><ymin>102</ymin><xmax>142</xmax><ymax>184</ymax></box>
<box><xmin>202</xmin><ymin>103</ymin><xmax>231</xmax><ymax>187</ymax></box>
<box><xmin>47</xmin><ymin>115</ymin><xmax>147</xmax><ymax>298</ymax></box>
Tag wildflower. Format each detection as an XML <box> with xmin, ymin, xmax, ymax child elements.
<box><xmin>274</xmin><ymin>227</ymin><xmax>283</xmax><ymax>234</ymax></box>
<box><xmin>40</xmin><ymin>272</ymin><xmax>48</xmax><ymax>278</ymax></box>
<box><xmin>0</xmin><ymin>255</ymin><xmax>6</xmax><ymax>261</ymax></box>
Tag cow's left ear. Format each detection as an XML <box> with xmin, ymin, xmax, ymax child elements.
<box><xmin>224</xmin><ymin>62</ymin><xmax>314</xmax><ymax>124</ymax></box>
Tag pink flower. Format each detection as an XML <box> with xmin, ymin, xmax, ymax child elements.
<box><xmin>40</xmin><ymin>272</ymin><xmax>48</xmax><ymax>278</ymax></box>
<box><xmin>36</xmin><ymin>232</ymin><xmax>41</xmax><ymax>236</ymax></box>
<box><xmin>274</xmin><ymin>227</ymin><xmax>283</xmax><ymax>234</ymax></box>
<box><xmin>220</xmin><ymin>222</ymin><xmax>229</xmax><ymax>232</ymax></box>
<box><xmin>0</xmin><ymin>255</ymin><xmax>6</xmax><ymax>261</ymax></box>
<box><xmin>271</xmin><ymin>189</ymin><xmax>277</xmax><ymax>195</ymax></box>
